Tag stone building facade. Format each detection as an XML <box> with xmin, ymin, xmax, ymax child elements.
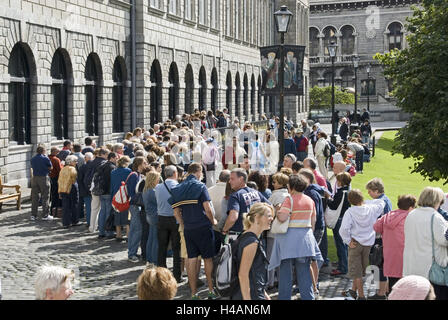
<box><xmin>0</xmin><ymin>0</ymin><xmax>309</xmax><ymax>187</ymax></box>
<box><xmin>309</xmin><ymin>0</ymin><xmax>418</xmax><ymax>117</ymax></box>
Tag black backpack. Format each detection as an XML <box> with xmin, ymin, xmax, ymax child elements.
<box><xmin>91</xmin><ymin>165</ymin><xmax>106</xmax><ymax>196</ymax></box>
<box><xmin>323</xmin><ymin>142</ymin><xmax>331</xmax><ymax>158</ymax></box>
<box><xmin>212</xmin><ymin>232</ymin><xmax>258</xmax><ymax>298</ymax></box>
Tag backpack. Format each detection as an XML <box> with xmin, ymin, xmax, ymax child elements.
<box><xmin>112</xmin><ymin>172</ymin><xmax>137</xmax><ymax>213</ymax></box>
<box><xmin>212</xmin><ymin>232</ymin><xmax>255</xmax><ymax>297</ymax></box>
<box><xmin>91</xmin><ymin>164</ymin><xmax>107</xmax><ymax>196</ymax></box>
<box><xmin>323</xmin><ymin>142</ymin><xmax>331</xmax><ymax>158</ymax></box>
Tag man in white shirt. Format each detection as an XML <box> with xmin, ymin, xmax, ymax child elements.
<box><xmin>207</xmin><ymin>170</ymin><xmax>231</xmax><ymax>253</ymax></box>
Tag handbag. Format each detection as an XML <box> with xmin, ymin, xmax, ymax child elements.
<box><xmin>428</xmin><ymin>213</ymin><xmax>448</xmax><ymax>286</ymax></box>
<box><xmin>206</xmin><ymin>163</ymin><xmax>216</xmax><ymax>171</ymax></box>
<box><xmin>369</xmin><ymin>243</ymin><xmax>384</xmax><ymax>266</ymax></box>
<box><xmin>324</xmin><ymin>190</ymin><xmax>347</xmax><ymax>229</ymax></box>
<box><xmin>270</xmin><ymin>195</ymin><xmax>294</xmax><ymax>234</ymax></box>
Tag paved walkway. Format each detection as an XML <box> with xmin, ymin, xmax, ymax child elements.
<box><xmin>0</xmin><ymin>203</ymin><xmax>381</xmax><ymax>300</ymax></box>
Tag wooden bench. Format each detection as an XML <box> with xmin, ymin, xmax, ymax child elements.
<box><xmin>0</xmin><ymin>176</ymin><xmax>21</xmax><ymax>211</ymax></box>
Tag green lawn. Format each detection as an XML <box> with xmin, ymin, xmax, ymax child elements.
<box><xmin>326</xmin><ymin>130</ymin><xmax>448</xmax><ymax>263</ymax></box>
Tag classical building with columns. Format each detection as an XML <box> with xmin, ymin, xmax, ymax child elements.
<box><xmin>0</xmin><ymin>0</ymin><xmax>309</xmax><ymax>187</ymax></box>
<box><xmin>309</xmin><ymin>0</ymin><xmax>418</xmax><ymax>117</ymax></box>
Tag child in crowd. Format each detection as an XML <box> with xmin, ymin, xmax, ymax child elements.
<box><xmin>338</xmin><ymin>189</ymin><xmax>385</xmax><ymax>300</ymax></box>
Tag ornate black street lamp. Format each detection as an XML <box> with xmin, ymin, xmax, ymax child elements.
<box><xmin>352</xmin><ymin>55</ymin><xmax>360</xmax><ymax>124</ymax></box>
<box><xmin>366</xmin><ymin>63</ymin><xmax>371</xmax><ymax>112</ymax></box>
<box><xmin>274</xmin><ymin>5</ymin><xmax>293</xmax><ymax>164</ymax></box>
<box><xmin>328</xmin><ymin>40</ymin><xmax>338</xmax><ymax>145</ymax></box>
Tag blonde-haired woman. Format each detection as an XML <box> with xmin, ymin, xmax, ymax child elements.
<box><xmin>403</xmin><ymin>187</ymin><xmax>448</xmax><ymax>300</ymax></box>
<box><xmin>231</xmin><ymin>202</ymin><xmax>274</xmax><ymax>300</ymax></box>
<box><xmin>142</xmin><ymin>171</ymin><xmax>161</xmax><ymax>265</ymax></box>
<box><xmin>58</xmin><ymin>155</ymin><xmax>79</xmax><ymax>229</ymax></box>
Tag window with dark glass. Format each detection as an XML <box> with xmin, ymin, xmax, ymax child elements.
<box><xmin>9</xmin><ymin>43</ymin><xmax>31</xmax><ymax>145</ymax></box>
<box><xmin>250</xmin><ymin>76</ymin><xmax>255</xmax><ymax>121</ymax></box>
<box><xmin>51</xmin><ymin>50</ymin><xmax>69</xmax><ymax>140</ymax></box>
<box><xmin>112</xmin><ymin>57</ymin><xmax>125</xmax><ymax>133</ymax></box>
<box><xmin>388</xmin><ymin>22</ymin><xmax>403</xmax><ymax>51</ymax></box>
<box><xmin>85</xmin><ymin>54</ymin><xmax>100</xmax><ymax>136</ymax></box>
<box><xmin>309</xmin><ymin>27</ymin><xmax>320</xmax><ymax>56</ymax></box>
<box><xmin>169</xmin><ymin>63</ymin><xmax>179</xmax><ymax>121</ymax></box>
<box><xmin>150</xmin><ymin>60</ymin><xmax>162</xmax><ymax>126</ymax></box>
<box><xmin>361</xmin><ymin>79</ymin><xmax>376</xmax><ymax>96</ymax></box>
<box><xmin>198</xmin><ymin>67</ymin><xmax>207</xmax><ymax>111</ymax></box>
<box><xmin>257</xmin><ymin>76</ymin><xmax>262</xmax><ymax>115</ymax></box>
<box><xmin>341</xmin><ymin>25</ymin><xmax>355</xmax><ymax>55</ymax></box>
<box><xmin>341</xmin><ymin>69</ymin><xmax>354</xmax><ymax>88</ymax></box>
<box><xmin>185</xmin><ymin>65</ymin><xmax>194</xmax><ymax>115</ymax></box>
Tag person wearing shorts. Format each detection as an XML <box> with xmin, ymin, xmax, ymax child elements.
<box><xmin>348</xmin><ymin>239</ymin><xmax>371</xmax><ymax>279</ymax></box>
<box><xmin>173</xmin><ymin>163</ymin><xmax>218</xmax><ymax>300</ymax></box>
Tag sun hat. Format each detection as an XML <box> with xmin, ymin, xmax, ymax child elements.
<box><xmin>388</xmin><ymin>275</ymin><xmax>431</xmax><ymax>300</ymax></box>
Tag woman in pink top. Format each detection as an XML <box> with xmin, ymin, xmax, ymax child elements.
<box><xmin>373</xmin><ymin>195</ymin><xmax>416</xmax><ymax>292</ymax></box>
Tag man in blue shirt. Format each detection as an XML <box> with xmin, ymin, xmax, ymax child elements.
<box><xmin>222</xmin><ymin>168</ymin><xmax>270</xmax><ymax>235</ymax></box>
<box><xmin>365</xmin><ymin>178</ymin><xmax>392</xmax><ymax>300</ymax></box>
<box><xmin>154</xmin><ymin>165</ymin><xmax>181</xmax><ymax>282</ymax></box>
<box><xmin>173</xmin><ymin>163</ymin><xmax>217</xmax><ymax>300</ymax></box>
<box><xmin>30</xmin><ymin>144</ymin><xmax>53</xmax><ymax>221</ymax></box>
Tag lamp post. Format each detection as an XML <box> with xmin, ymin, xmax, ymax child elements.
<box><xmin>352</xmin><ymin>55</ymin><xmax>360</xmax><ymax>125</ymax></box>
<box><xmin>366</xmin><ymin>63</ymin><xmax>371</xmax><ymax>111</ymax></box>
<box><xmin>328</xmin><ymin>40</ymin><xmax>338</xmax><ymax>145</ymax></box>
<box><xmin>274</xmin><ymin>5</ymin><xmax>293</xmax><ymax>165</ymax></box>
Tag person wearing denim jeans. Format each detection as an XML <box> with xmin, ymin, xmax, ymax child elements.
<box><xmin>128</xmin><ymin>204</ymin><xmax>143</xmax><ymax>259</ymax></box>
<box><xmin>278</xmin><ymin>257</ymin><xmax>314</xmax><ymax>300</ymax></box>
<box><xmin>142</xmin><ymin>171</ymin><xmax>160</xmax><ymax>265</ymax></box>
<box><xmin>333</xmin><ymin>217</ymin><xmax>348</xmax><ymax>274</ymax></box>
<box><xmin>126</xmin><ymin>156</ymin><xmax>148</xmax><ymax>262</ymax></box>
<box><xmin>98</xmin><ymin>194</ymin><xmax>115</xmax><ymax>237</ymax></box>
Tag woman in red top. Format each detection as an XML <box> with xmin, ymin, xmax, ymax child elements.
<box><xmin>49</xmin><ymin>147</ymin><xmax>63</xmax><ymax>216</ymax></box>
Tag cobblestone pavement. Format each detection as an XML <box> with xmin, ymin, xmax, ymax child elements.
<box><xmin>0</xmin><ymin>203</ymin><xmax>380</xmax><ymax>300</ymax></box>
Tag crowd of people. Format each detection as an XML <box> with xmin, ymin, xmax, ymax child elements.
<box><xmin>28</xmin><ymin>107</ymin><xmax>448</xmax><ymax>301</ymax></box>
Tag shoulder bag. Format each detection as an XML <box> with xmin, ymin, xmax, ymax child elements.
<box><xmin>428</xmin><ymin>213</ymin><xmax>448</xmax><ymax>286</ymax></box>
<box><xmin>324</xmin><ymin>190</ymin><xmax>347</xmax><ymax>229</ymax></box>
<box><xmin>270</xmin><ymin>195</ymin><xmax>294</xmax><ymax>234</ymax></box>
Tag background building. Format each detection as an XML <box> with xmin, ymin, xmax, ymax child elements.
<box><xmin>309</xmin><ymin>0</ymin><xmax>418</xmax><ymax>119</ymax></box>
<box><xmin>0</xmin><ymin>0</ymin><xmax>309</xmax><ymax>187</ymax></box>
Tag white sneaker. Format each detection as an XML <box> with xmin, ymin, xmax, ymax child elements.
<box><xmin>42</xmin><ymin>215</ymin><xmax>54</xmax><ymax>221</ymax></box>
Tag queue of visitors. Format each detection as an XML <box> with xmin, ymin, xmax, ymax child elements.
<box><xmin>29</xmin><ymin>108</ymin><xmax>448</xmax><ymax>301</ymax></box>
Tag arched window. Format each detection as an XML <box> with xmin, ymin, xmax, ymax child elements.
<box><xmin>226</xmin><ymin>72</ymin><xmax>232</xmax><ymax>115</ymax></box>
<box><xmin>211</xmin><ymin>68</ymin><xmax>218</xmax><ymax>114</ymax></box>
<box><xmin>85</xmin><ymin>53</ymin><xmax>101</xmax><ymax>136</ymax></box>
<box><xmin>169</xmin><ymin>62</ymin><xmax>179</xmax><ymax>121</ymax></box>
<box><xmin>257</xmin><ymin>76</ymin><xmax>262</xmax><ymax>116</ymax></box>
<box><xmin>323</xmin><ymin>26</ymin><xmax>337</xmax><ymax>56</ymax></box>
<box><xmin>112</xmin><ymin>57</ymin><xmax>126</xmax><ymax>133</ymax></box>
<box><xmin>235</xmin><ymin>73</ymin><xmax>241</xmax><ymax>118</ymax></box>
<box><xmin>250</xmin><ymin>75</ymin><xmax>255</xmax><ymax>121</ymax></box>
<box><xmin>341</xmin><ymin>69</ymin><xmax>354</xmax><ymax>88</ymax></box>
<box><xmin>309</xmin><ymin>27</ymin><xmax>320</xmax><ymax>56</ymax></box>
<box><xmin>150</xmin><ymin>60</ymin><xmax>162</xmax><ymax>126</ymax></box>
<box><xmin>341</xmin><ymin>25</ymin><xmax>355</xmax><ymax>55</ymax></box>
<box><xmin>9</xmin><ymin>43</ymin><xmax>32</xmax><ymax>145</ymax></box>
<box><xmin>51</xmin><ymin>49</ymin><xmax>69</xmax><ymax>140</ymax></box>
<box><xmin>388</xmin><ymin>22</ymin><xmax>403</xmax><ymax>50</ymax></box>
<box><xmin>198</xmin><ymin>67</ymin><xmax>207</xmax><ymax>111</ymax></box>
<box><xmin>185</xmin><ymin>64</ymin><xmax>194</xmax><ymax>114</ymax></box>
<box><xmin>243</xmin><ymin>74</ymin><xmax>248</xmax><ymax>120</ymax></box>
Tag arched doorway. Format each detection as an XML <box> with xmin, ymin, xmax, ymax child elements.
<box><xmin>51</xmin><ymin>48</ymin><xmax>71</xmax><ymax>140</ymax></box>
<box><xmin>169</xmin><ymin>62</ymin><xmax>179</xmax><ymax>121</ymax></box>
<box><xmin>211</xmin><ymin>68</ymin><xmax>218</xmax><ymax>114</ymax></box>
<box><xmin>235</xmin><ymin>72</ymin><xmax>241</xmax><ymax>119</ymax></box>
<box><xmin>250</xmin><ymin>75</ymin><xmax>255</xmax><ymax>121</ymax></box>
<box><xmin>226</xmin><ymin>71</ymin><xmax>232</xmax><ymax>115</ymax></box>
<box><xmin>198</xmin><ymin>66</ymin><xmax>207</xmax><ymax>111</ymax></box>
<box><xmin>112</xmin><ymin>56</ymin><xmax>126</xmax><ymax>133</ymax></box>
<box><xmin>243</xmin><ymin>74</ymin><xmax>248</xmax><ymax>121</ymax></box>
<box><xmin>150</xmin><ymin>60</ymin><xmax>162</xmax><ymax>126</ymax></box>
<box><xmin>185</xmin><ymin>64</ymin><xmax>194</xmax><ymax>114</ymax></box>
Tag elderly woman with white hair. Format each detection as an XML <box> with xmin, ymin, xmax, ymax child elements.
<box><xmin>403</xmin><ymin>187</ymin><xmax>448</xmax><ymax>300</ymax></box>
<box><xmin>35</xmin><ymin>266</ymin><xmax>75</xmax><ymax>300</ymax></box>
<box><xmin>58</xmin><ymin>155</ymin><xmax>80</xmax><ymax>229</ymax></box>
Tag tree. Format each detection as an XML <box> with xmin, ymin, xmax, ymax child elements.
<box><xmin>374</xmin><ymin>0</ymin><xmax>448</xmax><ymax>184</ymax></box>
<box><xmin>309</xmin><ymin>86</ymin><xmax>355</xmax><ymax>110</ymax></box>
